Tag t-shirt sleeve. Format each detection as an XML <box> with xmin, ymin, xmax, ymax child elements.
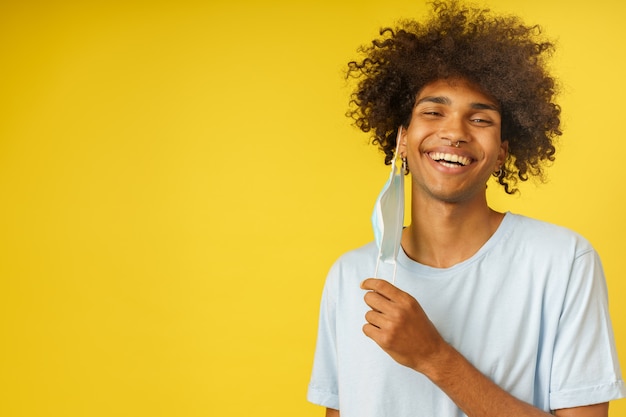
<box><xmin>307</xmin><ymin>263</ymin><xmax>341</xmax><ymax>410</ymax></box>
<box><xmin>549</xmin><ymin>248</ymin><xmax>626</xmax><ymax>409</ymax></box>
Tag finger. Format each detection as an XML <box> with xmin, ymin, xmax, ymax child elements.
<box><xmin>362</xmin><ymin>321</ymin><xmax>384</xmax><ymax>341</ymax></box>
<box><xmin>363</xmin><ymin>290</ymin><xmax>392</xmax><ymax>313</ymax></box>
<box><xmin>360</xmin><ymin>278</ymin><xmax>403</xmax><ymax>301</ymax></box>
<box><xmin>364</xmin><ymin>309</ymin><xmax>387</xmax><ymax>329</ymax></box>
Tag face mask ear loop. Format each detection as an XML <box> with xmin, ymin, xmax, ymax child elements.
<box><xmin>374</xmin><ymin>128</ymin><xmax>403</xmax><ymax>282</ymax></box>
<box><xmin>374</xmin><ymin>256</ymin><xmax>398</xmax><ymax>284</ymax></box>
<box><xmin>374</xmin><ymin>259</ymin><xmax>381</xmax><ymax>280</ymax></box>
<box><xmin>390</xmin><ymin>128</ymin><xmax>403</xmax><ymax>286</ymax></box>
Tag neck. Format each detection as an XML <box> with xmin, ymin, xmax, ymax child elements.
<box><xmin>401</xmin><ymin>193</ymin><xmax>504</xmax><ymax>268</ymax></box>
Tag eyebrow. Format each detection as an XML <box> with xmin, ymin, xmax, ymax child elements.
<box><xmin>415</xmin><ymin>96</ymin><xmax>500</xmax><ymax>112</ymax></box>
<box><xmin>416</xmin><ymin>96</ymin><xmax>451</xmax><ymax>106</ymax></box>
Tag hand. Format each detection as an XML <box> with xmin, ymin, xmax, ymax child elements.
<box><xmin>361</xmin><ymin>278</ymin><xmax>448</xmax><ymax>375</ymax></box>
<box><xmin>361</xmin><ymin>279</ymin><xmax>607</xmax><ymax>417</ymax></box>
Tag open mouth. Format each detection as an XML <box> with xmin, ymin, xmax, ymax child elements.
<box><xmin>428</xmin><ymin>152</ymin><xmax>472</xmax><ymax>168</ymax></box>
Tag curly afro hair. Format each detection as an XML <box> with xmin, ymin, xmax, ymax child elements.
<box><xmin>347</xmin><ymin>0</ymin><xmax>562</xmax><ymax>194</ymax></box>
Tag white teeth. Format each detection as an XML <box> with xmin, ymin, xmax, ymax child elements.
<box><xmin>429</xmin><ymin>152</ymin><xmax>471</xmax><ymax>166</ymax></box>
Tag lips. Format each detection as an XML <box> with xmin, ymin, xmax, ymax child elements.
<box><xmin>428</xmin><ymin>152</ymin><xmax>472</xmax><ymax>167</ymax></box>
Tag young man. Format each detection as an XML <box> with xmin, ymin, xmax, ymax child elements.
<box><xmin>307</xmin><ymin>1</ymin><xmax>625</xmax><ymax>416</ymax></box>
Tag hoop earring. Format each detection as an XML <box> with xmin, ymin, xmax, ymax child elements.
<box><xmin>494</xmin><ymin>168</ymin><xmax>504</xmax><ymax>177</ymax></box>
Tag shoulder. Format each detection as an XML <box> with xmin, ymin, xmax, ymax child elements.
<box><xmin>335</xmin><ymin>241</ymin><xmax>378</xmax><ymax>264</ymax></box>
<box><xmin>323</xmin><ymin>241</ymin><xmax>378</xmax><ymax>292</ymax></box>
<box><xmin>505</xmin><ymin>213</ymin><xmax>594</xmax><ymax>257</ymax></box>
<box><xmin>328</xmin><ymin>241</ymin><xmax>378</xmax><ymax>278</ymax></box>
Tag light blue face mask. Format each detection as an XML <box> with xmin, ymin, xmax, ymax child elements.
<box><xmin>371</xmin><ymin>127</ymin><xmax>405</xmax><ymax>284</ymax></box>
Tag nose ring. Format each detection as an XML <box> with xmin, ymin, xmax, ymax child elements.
<box><xmin>449</xmin><ymin>140</ymin><xmax>461</xmax><ymax>148</ymax></box>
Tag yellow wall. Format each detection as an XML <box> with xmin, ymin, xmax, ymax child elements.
<box><xmin>0</xmin><ymin>1</ymin><xmax>624</xmax><ymax>415</ymax></box>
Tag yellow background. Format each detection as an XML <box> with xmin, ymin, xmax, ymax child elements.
<box><xmin>0</xmin><ymin>0</ymin><xmax>624</xmax><ymax>416</ymax></box>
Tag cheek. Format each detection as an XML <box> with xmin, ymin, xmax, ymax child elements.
<box><xmin>404</xmin><ymin>127</ymin><xmax>430</xmax><ymax>151</ymax></box>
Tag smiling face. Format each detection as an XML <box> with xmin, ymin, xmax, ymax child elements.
<box><xmin>400</xmin><ymin>78</ymin><xmax>508</xmax><ymax>205</ymax></box>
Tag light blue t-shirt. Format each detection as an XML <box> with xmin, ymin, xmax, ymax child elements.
<box><xmin>308</xmin><ymin>213</ymin><xmax>625</xmax><ymax>416</ymax></box>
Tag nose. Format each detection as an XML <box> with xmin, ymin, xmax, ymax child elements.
<box><xmin>437</xmin><ymin>115</ymin><xmax>468</xmax><ymax>145</ymax></box>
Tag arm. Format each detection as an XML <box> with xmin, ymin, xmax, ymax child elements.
<box><xmin>323</xmin><ymin>397</ymin><xmax>607</xmax><ymax>417</ymax></box>
<box><xmin>554</xmin><ymin>404</ymin><xmax>608</xmax><ymax>417</ymax></box>
<box><xmin>360</xmin><ymin>278</ymin><xmax>608</xmax><ymax>417</ymax></box>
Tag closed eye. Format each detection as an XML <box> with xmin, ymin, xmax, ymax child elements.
<box><xmin>470</xmin><ymin>116</ymin><xmax>495</xmax><ymax>125</ymax></box>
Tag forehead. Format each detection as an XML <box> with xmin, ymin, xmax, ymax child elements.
<box><xmin>416</xmin><ymin>78</ymin><xmax>500</xmax><ymax>109</ymax></box>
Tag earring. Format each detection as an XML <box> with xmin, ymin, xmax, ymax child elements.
<box><xmin>494</xmin><ymin>168</ymin><xmax>504</xmax><ymax>177</ymax></box>
<box><xmin>402</xmin><ymin>157</ymin><xmax>409</xmax><ymax>174</ymax></box>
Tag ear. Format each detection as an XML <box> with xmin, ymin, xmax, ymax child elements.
<box><xmin>497</xmin><ymin>140</ymin><xmax>509</xmax><ymax>168</ymax></box>
<box><xmin>398</xmin><ymin>126</ymin><xmax>408</xmax><ymax>158</ymax></box>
